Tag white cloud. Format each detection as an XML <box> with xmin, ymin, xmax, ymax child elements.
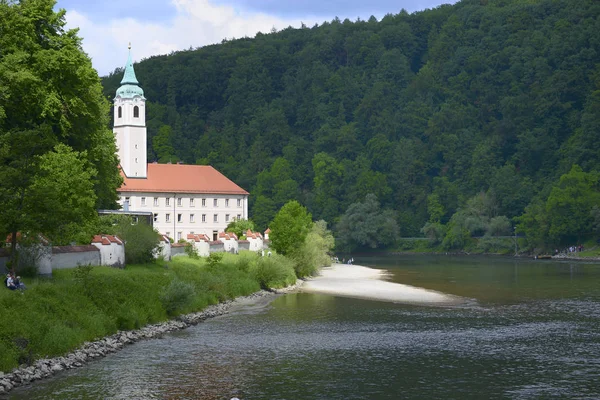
<box><xmin>65</xmin><ymin>0</ymin><xmax>317</xmax><ymax>76</ymax></box>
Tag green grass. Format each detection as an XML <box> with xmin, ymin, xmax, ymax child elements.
<box><xmin>0</xmin><ymin>251</ymin><xmax>293</xmax><ymax>372</ymax></box>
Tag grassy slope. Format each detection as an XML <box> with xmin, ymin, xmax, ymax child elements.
<box><xmin>0</xmin><ymin>251</ymin><xmax>296</xmax><ymax>372</ymax></box>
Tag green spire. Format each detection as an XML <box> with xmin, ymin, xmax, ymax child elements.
<box><xmin>120</xmin><ymin>43</ymin><xmax>139</xmax><ymax>85</ymax></box>
<box><xmin>116</xmin><ymin>43</ymin><xmax>145</xmax><ymax>99</ymax></box>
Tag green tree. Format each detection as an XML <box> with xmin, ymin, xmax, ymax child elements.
<box><xmin>114</xmin><ymin>218</ymin><xmax>160</xmax><ymax>265</ymax></box>
<box><xmin>545</xmin><ymin>165</ymin><xmax>600</xmax><ymax>244</ymax></box>
<box><xmin>336</xmin><ymin>194</ymin><xmax>399</xmax><ymax>251</ymax></box>
<box><xmin>26</xmin><ymin>144</ymin><xmax>97</xmax><ymax>244</ymax></box>
<box><xmin>152</xmin><ymin>125</ymin><xmax>178</xmax><ymax>163</ymax></box>
<box><xmin>0</xmin><ymin>0</ymin><xmax>121</xmax><ymax>260</ymax></box>
<box><xmin>291</xmin><ymin>220</ymin><xmax>335</xmax><ymax>277</ymax></box>
<box><xmin>270</xmin><ymin>201</ymin><xmax>313</xmax><ymax>256</ymax></box>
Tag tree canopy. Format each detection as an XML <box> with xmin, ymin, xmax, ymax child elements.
<box><xmin>269</xmin><ymin>200</ymin><xmax>313</xmax><ymax>256</ymax></box>
<box><xmin>0</xmin><ymin>0</ymin><xmax>121</xmax><ymax>250</ymax></box>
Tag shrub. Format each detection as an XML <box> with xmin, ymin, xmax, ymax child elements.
<box><xmin>292</xmin><ymin>220</ymin><xmax>334</xmax><ymax>278</ymax></box>
<box><xmin>184</xmin><ymin>243</ymin><xmax>199</xmax><ymax>259</ymax></box>
<box><xmin>205</xmin><ymin>252</ymin><xmax>224</xmax><ymax>270</ymax></box>
<box><xmin>160</xmin><ymin>278</ymin><xmax>196</xmax><ymax>316</ymax></box>
<box><xmin>251</xmin><ymin>255</ymin><xmax>296</xmax><ymax>289</ymax></box>
<box><xmin>115</xmin><ymin>219</ymin><xmax>160</xmax><ymax>264</ymax></box>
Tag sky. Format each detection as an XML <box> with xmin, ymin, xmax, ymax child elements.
<box><xmin>54</xmin><ymin>0</ymin><xmax>457</xmax><ymax>76</ymax></box>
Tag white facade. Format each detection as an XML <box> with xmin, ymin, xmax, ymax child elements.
<box><xmin>118</xmin><ymin>193</ymin><xmax>248</xmax><ymax>241</ymax></box>
<box><xmin>113</xmin><ymin>99</ymin><xmax>147</xmax><ymax>178</ymax></box>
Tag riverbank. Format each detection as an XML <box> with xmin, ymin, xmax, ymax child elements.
<box><xmin>301</xmin><ymin>263</ymin><xmax>463</xmax><ymax>305</ymax></box>
<box><xmin>0</xmin><ymin>252</ymin><xmax>302</xmax><ymax>395</ymax></box>
<box><xmin>0</xmin><ymin>278</ymin><xmax>304</xmax><ymax>396</ymax></box>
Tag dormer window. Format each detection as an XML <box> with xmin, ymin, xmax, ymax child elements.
<box><xmin>118</xmin><ymin>106</ymin><xmax>122</xmax><ymax>118</ymax></box>
<box><xmin>134</xmin><ymin>106</ymin><xmax>139</xmax><ymax>118</ymax></box>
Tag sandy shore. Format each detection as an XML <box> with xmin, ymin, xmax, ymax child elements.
<box><xmin>300</xmin><ymin>263</ymin><xmax>463</xmax><ymax>305</ymax></box>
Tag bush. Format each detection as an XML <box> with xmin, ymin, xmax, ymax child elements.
<box><xmin>251</xmin><ymin>255</ymin><xmax>296</xmax><ymax>289</ymax></box>
<box><xmin>292</xmin><ymin>220</ymin><xmax>334</xmax><ymax>278</ymax></box>
<box><xmin>206</xmin><ymin>252</ymin><xmax>224</xmax><ymax>270</ymax></box>
<box><xmin>160</xmin><ymin>278</ymin><xmax>196</xmax><ymax>316</ymax></box>
<box><xmin>184</xmin><ymin>243</ymin><xmax>200</xmax><ymax>259</ymax></box>
<box><xmin>115</xmin><ymin>219</ymin><xmax>160</xmax><ymax>264</ymax></box>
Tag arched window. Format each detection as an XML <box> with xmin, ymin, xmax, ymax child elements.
<box><xmin>133</xmin><ymin>106</ymin><xmax>139</xmax><ymax>118</ymax></box>
<box><xmin>118</xmin><ymin>106</ymin><xmax>122</xmax><ymax>118</ymax></box>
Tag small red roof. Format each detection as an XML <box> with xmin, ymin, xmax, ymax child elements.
<box><xmin>219</xmin><ymin>232</ymin><xmax>238</xmax><ymax>240</ymax></box>
<box><xmin>187</xmin><ymin>233</ymin><xmax>211</xmax><ymax>242</ymax></box>
<box><xmin>118</xmin><ymin>164</ymin><xmax>248</xmax><ymax>195</ymax></box>
<box><xmin>91</xmin><ymin>235</ymin><xmax>123</xmax><ymax>246</ymax></box>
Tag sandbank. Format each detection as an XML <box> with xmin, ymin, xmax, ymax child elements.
<box><xmin>300</xmin><ymin>263</ymin><xmax>463</xmax><ymax>305</ymax></box>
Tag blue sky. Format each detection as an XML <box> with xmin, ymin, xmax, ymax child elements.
<box><xmin>54</xmin><ymin>0</ymin><xmax>456</xmax><ymax>76</ymax></box>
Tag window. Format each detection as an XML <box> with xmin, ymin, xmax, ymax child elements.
<box><xmin>166</xmin><ymin>198</ymin><xmax>170</xmax><ymax>206</ymax></box>
<box><xmin>190</xmin><ymin>198</ymin><xmax>195</xmax><ymax>207</ymax></box>
<box><xmin>154</xmin><ymin>197</ymin><xmax>159</xmax><ymax>206</ymax></box>
<box><xmin>202</xmin><ymin>198</ymin><xmax>206</xmax><ymax>207</ymax></box>
<box><xmin>177</xmin><ymin>214</ymin><xmax>182</xmax><ymax>223</ymax></box>
<box><xmin>214</xmin><ymin>198</ymin><xmax>218</xmax><ymax>207</ymax></box>
<box><xmin>166</xmin><ymin>213</ymin><xmax>171</xmax><ymax>222</ymax></box>
<box><xmin>237</xmin><ymin>199</ymin><xmax>242</xmax><ymax>207</ymax></box>
<box><xmin>125</xmin><ymin>197</ymin><xmax>130</xmax><ymax>206</ymax></box>
<box><xmin>133</xmin><ymin>106</ymin><xmax>139</xmax><ymax>118</ymax></box>
<box><xmin>225</xmin><ymin>199</ymin><xmax>229</xmax><ymax>207</ymax></box>
<box><xmin>153</xmin><ymin>213</ymin><xmax>158</xmax><ymax>222</ymax></box>
<box><xmin>202</xmin><ymin>214</ymin><xmax>206</xmax><ymax>223</ymax></box>
<box><xmin>237</xmin><ymin>214</ymin><xmax>241</xmax><ymax>220</ymax></box>
<box><xmin>135</xmin><ymin>158</ymin><xmax>138</xmax><ymax>163</ymax></box>
<box><xmin>225</xmin><ymin>214</ymin><xmax>230</xmax><ymax>222</ymax></box>
<box><xmin>177</xmin><ymin>232</ymin><xmax>182</xmax><ymax>241</ymax></box>
<box><xmin>177</xmin><ymin>197</ymin><xmax>182</xmax><ymax>207</ymax></box>
<box><xmin>213</xmin><ymin>214</ymin><xmax>218</xmax><ymax>222</ymax></box>
<box><xmin>190</xmin><ymin>214</ymin><xmax>195</xmax><ymax>223</ymax></box>
<box><xmin>141</xmin><ymin>197</ymin><xmax>146</xmax><ymax>206</ymax></box>
<box><xmin>135</xmin><ymin>144</ymin><xmax>138</xmax><ymax>149</ymax></box>
<box><xmin>118</xmin><ymin>106</ymin><xmax>122</xmax><ymax>118</ymax></box>
<box><xmin>190</xmin><ymin>231</ymin><xmax>194</xmax><ymax>235</ymax></box>
<box><xmin>166</xmin><ymin>232</ymin><xmax>170</xmax><ymax>238</ymax></box>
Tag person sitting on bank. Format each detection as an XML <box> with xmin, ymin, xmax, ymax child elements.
<box><xmin>13</xmin><ymin>275</ymin><xmax>26</xmax><ymax>290</ymax></box>
<box><xmin>5</xmin><ymin>274</ymin><xmax>17</xmax><ymax>290</ymax></box>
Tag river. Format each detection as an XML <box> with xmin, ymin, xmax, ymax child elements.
<box><xmin>7</xmin><ymin>255</ymin><xmax>600</xmax><ymax>399</ymax></box>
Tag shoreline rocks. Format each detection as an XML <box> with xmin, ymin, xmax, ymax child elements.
<box><xmin>0</xmin><ymin>286</ymin><xmax>300</xmax><ymax>395</ymax></box>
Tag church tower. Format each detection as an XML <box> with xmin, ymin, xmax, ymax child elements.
<box><xmin>113</xmin><ymin>44</ymin><xmax>147</xmax><ymax>178</ymax></box>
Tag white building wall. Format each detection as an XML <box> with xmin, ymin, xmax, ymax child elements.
<box><xmin>91</xmin><ymin>242</ymin><xmax>125</xmax><ymax>267</ymax></box>
<box><xmin>219</xmin><ymin>238</ymin><xmax>238</xmax><ymax>253</ymax></box>
<box><xmin>119</xmin><ymin>192</ymin><xmax>248</xmax><ymax>240</ymax></box>
<box><xmin>247</xmin><ymin>237</ymin><xmax>263</xmax><ymax>252</ymax></box>
<box><xmin>114</xmin><ymin>97</ymin><xmax>147</xmax><ymax>178</ymax></box>
<box><xmin>51</xmin><ymin>251</ymin><xmax>100</xmax><ymax>270</ymax></box>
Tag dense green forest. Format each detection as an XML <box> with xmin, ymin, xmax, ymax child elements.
<box><xmin>102</xmin><ymin>0</ymin><xmax>600</xmax><ymax>252</ymax></box>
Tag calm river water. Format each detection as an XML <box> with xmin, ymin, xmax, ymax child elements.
<box><xmin>8</xmin><ymin>255</ymin><xmax>600</xmax><ymax>399</ymax></box>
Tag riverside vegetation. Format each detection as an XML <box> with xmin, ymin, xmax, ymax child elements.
<box><xmin>0</xmin><ymin>251</ymin><xmax>309</xmax><ymax>373</ymax></box>
<box><xmin>0</xmin><ymin>200</ymin><xmax>333</xmax><ymax>375</ymax></box>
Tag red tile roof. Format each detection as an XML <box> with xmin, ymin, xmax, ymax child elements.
<box><xmin>91</xmin><ymin>235</ymin><xmax>123</xmax><ymax>246</ymax></box>
<box><xmin>245</xmin><ymin>229</ymin><xmax>263</xmax><ymax>240</ymax></box>
<box><xmin>219</xmin><ymin>232</ymin><xmax>238</xmax><ymax>240</ymax></box>
<box><xmin>187</xmin><ymin>233</ymin><xmax>211</xmax><ymax>242</ymax></box>
<box><xmin>118</xmin><ymin>164</ymin><xmax>248</xmax><ymax>195</ymax></box>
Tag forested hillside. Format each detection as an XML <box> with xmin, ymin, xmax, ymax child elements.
<box><xmin>102</xmin><ymin>0</ymin><xmax>600</xmax><ymax>251</ymax></box>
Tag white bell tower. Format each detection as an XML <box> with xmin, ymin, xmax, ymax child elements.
<box><xmin>113</xmin><ymin>44</ymin><xmax>147</xmax><ymax>178</ymax></box>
